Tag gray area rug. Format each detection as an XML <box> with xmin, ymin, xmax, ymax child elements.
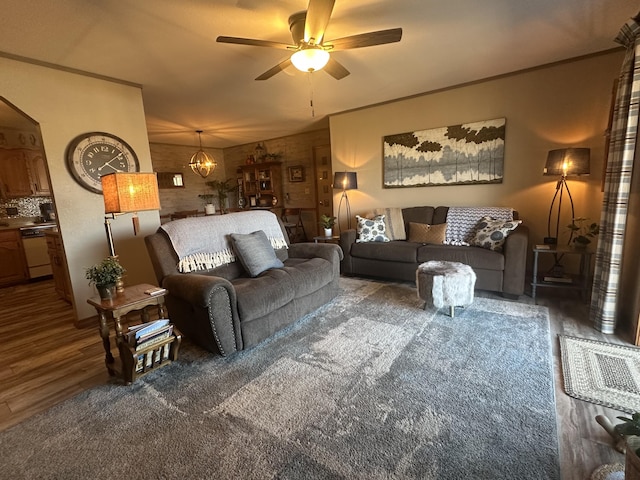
<box><xmin>0</xmin><ymin>277</ymin><xmax>559</xmax><ymax>479</ymax></box>
<box><xmin>560</xmin><ymin>335</ymin><xmax>640</xmax><ymax>413</ymax></box>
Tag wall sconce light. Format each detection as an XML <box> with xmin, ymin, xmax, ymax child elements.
<box><xmin>101</xmin><ymin>172</ymin><xmax>161</xmax><ymax>257</ymax></box>
<box><xmin>333</xmin><ymin>171</ymin><xmax>358</xmax><ymax>231</ymax></box>
<box><xmin>189</xmin><ymin>130</ymin><xmax>217</xmax><ymax>178</ymax></box>
<box><xmin>543</xmin><ymin>148</ymin><xmax>590</xmax><ymax>245</ymax></box>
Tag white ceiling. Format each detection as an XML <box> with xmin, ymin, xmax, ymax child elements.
<box><xmin>0</xmin><ymin>0</ymin><xmax>634</xmax><ymax>148</ymax></box>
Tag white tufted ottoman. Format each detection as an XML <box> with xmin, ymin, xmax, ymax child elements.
<box><xmin>416</xmin><ymin>261</ymin><xmax>476</xmax><ymax>317</ymax></box>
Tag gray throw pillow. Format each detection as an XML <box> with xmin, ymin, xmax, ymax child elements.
<box><xmin>229</xmin><ymin>230</ymin><xmax>284</xmax><ymax>277</ymax></box>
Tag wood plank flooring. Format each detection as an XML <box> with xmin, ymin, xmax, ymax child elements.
<box><xmin>0</xmin><ymin>278</ymin><xmax>632</xmax><ymax>478</ymax></box>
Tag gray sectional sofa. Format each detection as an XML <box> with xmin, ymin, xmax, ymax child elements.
<box><xmin>145</xmin><ymin>211</ymin><xmax>343</xmax><ymax>356</ymax></box>
<box><xmin>339</xmin><ymin>206</ymin><xmax>529</xmax><ymax>298</ymax></box>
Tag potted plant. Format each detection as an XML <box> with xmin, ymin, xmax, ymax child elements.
<box><xmin>85</xmin><ymin>256</ymin><xmax>126</xmax><ymax>300</ymax></box>
<box><xmin>320</xmin><ymin>214</ymin><xmax>337</xmax><ymax>237</ymax></box>
<box><xmin>198</xmin><ymin>193</ymin><xmax>216</xmax><ymax>215</ymax></box>
<box><xmin>202</xmin><ymin>179</ymin><xmax>237</xmax><ymax>214</ymax></box>
<box><xmin>567</xmin><ymin>217</ymin><xmax>599</xmax><ymax>248</ymax></box>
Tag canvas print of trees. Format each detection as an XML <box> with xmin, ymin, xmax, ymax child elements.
<box><xmin>383</xmin><ymin>118</ymin><xmax>506</xmax><ymax>188</ymax></box>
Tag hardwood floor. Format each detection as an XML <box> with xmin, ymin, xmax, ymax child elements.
<box><xmin>0</xmin><ymin>278</ymin><xmax>632</xmax><ymax>478</ymax></box>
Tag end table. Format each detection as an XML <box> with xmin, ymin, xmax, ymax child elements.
<box><xmin>87</xmin><ymin>283</ymin><xmax>181</xmax><ymax>384</ymax></box>
<box><xmin>531</xmin><ymin>245</ymin><xmax>593</xmax><ymax>304</ymax></box>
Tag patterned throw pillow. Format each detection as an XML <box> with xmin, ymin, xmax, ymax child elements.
<box><xmin>408</xmin><ymin>222</ymin><xmax>447</xmax><ymax>244</ymax></box>
<box><xmin>356</xmin><ymin>215</ymin><xmax>390</xmax><ymax>243</ymax></box>
<box><xmin>471</xmin><ymin>217</ymin><xmax>522</xmax><ymax>252</ymax></box>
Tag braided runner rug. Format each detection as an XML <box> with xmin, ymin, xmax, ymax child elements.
<box><xmin>559</xmin><ymin>335</ymin><xmax>640</xmax><ymax>413</ymax></box>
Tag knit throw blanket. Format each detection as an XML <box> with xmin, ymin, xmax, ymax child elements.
<box><xmin>161</xmin><ymin>210</ymin><xmax>288</xmax><ymax>273</ymax></box>
<box><xmin>445</xmin><ymin>207</ymin><xmax>514</xmax><ymax>245</ymax></box>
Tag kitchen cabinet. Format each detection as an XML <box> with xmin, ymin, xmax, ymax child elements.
<box><xmin>45</xmin><ymin>230</ymin><xmax>72</xmax><ymax>303</ymax></box>
<box><xmin>26</xmin><ymin>152</ymin><xmax>50</xmax><ymax>196</ymax></box>
<box><xmin>238</xmin><ymin>162</ymin><xmax>282</xmax><ymax>208</ymax></box>
<box><xmin>0</xmin><ymin>229</ymin><xmax>28</xmax><ymax>287</ymax></box>
<box><xmin>0</xmin><ymin>149</ymin><xmax>32</xmax><ymax>198</ymax></box>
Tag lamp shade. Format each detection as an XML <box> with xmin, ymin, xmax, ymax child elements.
<box><xmin>291</xmin><ymin>48</ymin><xmax>330</xmax><ymax>73</ymax></box>
<box><xmin>543</xmin><ymin>148</ymin><xmax>590</xmax><ymax>176</ymax></box>
<box><xmin>101</xmin><ymin>172</ymin><xmax>160</xmax><ymax>214</ymax></box>
<box><xmin>333</xmin><ymin>172</ymin><xmax>358</xmax><ymax>190</ymax></box>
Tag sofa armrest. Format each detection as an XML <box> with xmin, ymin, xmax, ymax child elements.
<box><xmin>502</xmin><ymin>224</ymin><xmax>529</xmax><ymax>296</ymax></box>
<box><xmin>162</xmin><ymin>273</ymin><xmax>242</xmax><ymax>355</ymax></box>
<box><xmin>339</xmin><ymin>229</ymin><xmax>357</xmax><ymax>274</ymax></box>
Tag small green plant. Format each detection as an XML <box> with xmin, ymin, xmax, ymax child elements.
<box><xmin>85</xmin><ymin>256</ymin><xmax>125</xmax><ymax>287</ymax></box>
<box><xmin>567</xmin><ymin>217</ymin><xmax>599</xmax><ymax>246</ymax></box>
<box><xmin>319</xmin><ymin>214</ymin><xmax>337</xmax><ymax>229</ymax></box>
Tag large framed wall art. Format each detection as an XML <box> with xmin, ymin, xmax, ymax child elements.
<box><xmin>383</xmin><ymin>117</ymin><xmax>506</xmax><ymax>188</ymax></box>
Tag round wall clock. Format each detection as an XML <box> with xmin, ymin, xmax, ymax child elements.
<box><xmin>66</xmin><ymin>132</ymin><xmax>140</xmax><ymax>194</ymax></box>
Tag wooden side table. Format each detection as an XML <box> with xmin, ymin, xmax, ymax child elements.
<box><xmin>87</xmin><ymin>283</ymin><xmax>181</xmax><ymax>384</ymax></box>
<box><xmin>531</xmin><ymin>245</ymin><xmax>594</xmax><ymax>304</ymax></box>
<box><xmin>313</xmin><ymin>235</ymin><xmax>340</xmax><ymax>244</ymax></box>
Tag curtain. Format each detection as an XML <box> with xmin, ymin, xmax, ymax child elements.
<box><xmin>591</xmin><ymin>15</ymin><xmax>640</xmax><ymax>334</ymax></box>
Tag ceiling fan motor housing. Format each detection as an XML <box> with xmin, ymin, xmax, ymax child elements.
<box><xmin>289</xmin><ymin>11</ymin><xmax>306</xmax><ymax>45</ymax></box>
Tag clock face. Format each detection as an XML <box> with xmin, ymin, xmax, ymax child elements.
<box><xmin>66</xmin><ymin>132</ymin><xmax>140</xmax><ymax>194</ymax></box>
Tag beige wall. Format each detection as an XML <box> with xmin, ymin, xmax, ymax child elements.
<box><xmin>0</xmin><ymin>56</ymin><xmax>159</xmax><ymax>322</ymax></box>
<box><xmin>149</xmin><ymin>142</ymin><xmax>225</xmax><ymax>215</ymax></box>
<box><xmin>329</xmin><ymin>50</ymin><xmax>624</xmax><ymax>271</ymax></box>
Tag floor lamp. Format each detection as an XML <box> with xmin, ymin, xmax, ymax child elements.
<box><xmin>543</xmin><ymin>148</ymin><xmax>590</xmax><ymax>276</ymax></box>
<box><xmin>101</xmin><ymin>172</ymin><xmax>161</xmax><ymax>258</ymax></box>
<box><xmin>333</xmin><ymin>172</ymin><xmax>358</xmax><ymax>232</ymax></box>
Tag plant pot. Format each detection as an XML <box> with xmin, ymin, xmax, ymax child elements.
<box><xmin>626</xmin><ymin>437</ymin><xmax>640</xmax><ymax>480</ymax></box>
<box><xmin>572</xmin><ymin>241</ymin><xmax>589</xmax><ymax>249</ymax></box>
<box><xmin>205</xmin><ymin>203</ymin><xmax>216</xmax><ymax>215</ymax></box>
<box><xmin>96</xmin><ymin>284</ymin><xmax>117</xmax><ymax>301</ymax></box>
<box><xmin>324</xmin><ymin>228</ymin><xmax>333</xmax><ymax>237</ymax></box>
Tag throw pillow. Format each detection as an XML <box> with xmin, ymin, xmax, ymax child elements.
<box><xmin>408</xmin><ymin>222</ymin><xmax>447</xmax><ymax>244</ymax></box>
<box><xmin>471</xmin><ymin>217</ymin><xmax>522</xmax><ymax>252</ymax></box>
<box><xmin>229</xmin><ymin>230</ymin><xmax>284</xmax><ymax>277</ymax></box>
<box><xmin>356</xmin><ymin>215</ymin><xmax>390</xmax><ymax>243</ymax></box>
<box><xmin>373</xmin><ymin>207</ymin><xmax>406</xmax><ymax>240</ymax></box>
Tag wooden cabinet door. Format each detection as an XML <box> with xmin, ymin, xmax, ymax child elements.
<box><xmin>27</xmin><ymin>153</ymin><xmax>50</xmax><ymax>196</ymax></box>
<box><xmin>0</xmin><ymin>230</ymin><xmax>28</xmax><ymax>286</ymax></box>
<box><xmin>0</xmin><ymin>150</ymin><xmax>32</xmax><ymax>197</ymax></box>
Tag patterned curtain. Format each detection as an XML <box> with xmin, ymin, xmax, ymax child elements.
<box><xmin>591</xmin><ymin>15</ymin><xmax>640</xmax><ymax>334</ymax></box>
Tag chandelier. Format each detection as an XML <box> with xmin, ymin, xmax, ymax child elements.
<box><xmin>189</xmin><ymin>130</ymin><xmax>217</xmax><ymax>178</ymax></box>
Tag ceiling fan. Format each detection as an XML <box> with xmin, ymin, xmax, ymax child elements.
<box><xmin>217</xmin><ymin>0</ymin><xmax>402</xmax><ymax>81</ymax></box>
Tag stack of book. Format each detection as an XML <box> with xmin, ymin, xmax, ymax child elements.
<box><xmin>124</xmin><ymin>320</ymin><xmax>174</xmax><ymax>372</ymax></box>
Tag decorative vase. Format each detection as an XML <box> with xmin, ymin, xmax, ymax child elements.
<box><xmin>97</xmin><ymin>284</ymin><xmax>117</xmax><ymax>301</ymax></box>
<box><xmin>324</xmin><ymin>228</ymin><xmax>333</xmax><ymax>237</ymax></box>
<box><xmin>572</xmin><ymin>241</ymin><xmax>589</xmax><ymax>249</ymax></box>
<box><xmin>205</xmin><ymin>203</ymin><xmax>216</xmax><ymax>215</ymax></box>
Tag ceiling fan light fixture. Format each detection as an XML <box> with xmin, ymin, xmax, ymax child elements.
<box><xmin>291</xmin><ymin>48</ymin><xmax>330</xmax><ymax>73</ymax></box>
<box><xmin>189</xmin><ymin>130</ymin><xmax>217</xmax><ymax>178</ymax></box>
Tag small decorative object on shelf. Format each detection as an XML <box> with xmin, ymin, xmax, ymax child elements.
<box><xmin>567</xmin><ymin>217</ymin><xmax>599</xmax><ymax>248</ymax></box>
<box><xmin>85</xmin><ymin>256</ymin><xmax>126</xmax><ymax>300</ymax></box>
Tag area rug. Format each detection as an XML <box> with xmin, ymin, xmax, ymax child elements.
<box><xmin>560</xmin><ymin>335</ymin><xmax>640</xmax><ymax>414</ymax></box>
<box><xmin>0</xmin><ymin>278</ymin><xmax>559</xmax><ymax>479</ymax></box>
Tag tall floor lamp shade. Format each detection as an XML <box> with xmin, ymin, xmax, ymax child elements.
<box><xmin>333</xmin><ymin>172</ymin><xmax>358</xmax><ymax>231</ymax></box>
<box><xmin>101</xmin><ymin>172</ymin><xmax>161</xmax><ymax>257</ymax></box>
<box><xmin>543</xmin><ymin>148</ymin><xmax>590</xmax><ymax>245</ymax></box>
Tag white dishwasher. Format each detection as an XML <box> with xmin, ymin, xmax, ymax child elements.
<box><xmin>20</xmin><ymin>225</ymin><xmax>56</xmax><ymax>279</ymax></box>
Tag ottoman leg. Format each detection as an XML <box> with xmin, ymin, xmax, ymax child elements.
<box><xmin>450</xmin><ymin>306</ymin><xmax>455</xmax><ymax>317</ymax></box>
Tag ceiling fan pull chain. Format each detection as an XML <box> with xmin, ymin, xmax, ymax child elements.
<box><xmin>308</xmin><ymin>72</ymin><xmax>315</xmax><ymax>118</ymax></box>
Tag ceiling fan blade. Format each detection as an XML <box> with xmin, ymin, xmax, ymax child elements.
<box><xmin>325</xmin><ymin>28</ymin><xmax>402</xmax><ymax>51</ymax></box>
<box><xmin>255</xmin><ymin>58</ymin><xmax>293</xmax><ymax>81</ymax></box>
<box><xmin>217</xmin><ymin>36</ymin><xmax>294</xmax><ymax>50</ymax></box>
<box><xmin>304</xmin><ymin>0</ymin><xmax>335</xmax><ymax>45</ymax></box>
<box><xmin>323</xmin><ymin>57</ymin><xmax>350</xmax><ymax>80</ymax></box>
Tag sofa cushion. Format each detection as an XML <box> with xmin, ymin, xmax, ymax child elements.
<box><xmin>232</xmin><ymin>268</ymin><xmax>295</xmax><ymax>322</ymax></box>
<box><xmin>230</xmin><ymin>230</ymin><xmax>284</xmax><ymax>277</ymax></box>
<box><xmin>470</xmin><ymin>217</ymin><xmax>522</xmax><ymax>252</ymax></box>
<box><xmin>356</xmin><ymin>215</ymin><xmax>390</xmax><ymax>243</ymax></box>
<box><xmin>401</xmin><ymin>206</ymin><xmax>435</xmax><ymax>232</ymax></box>
<box><xmin>408</xmin><ymin>222</ymin><xmax>447</xmax><ymax>244</ymax></box>
<box><xmin>373</xmin><ymin>207</ymin><xmax>406</xmax><ymax>240</ymax></box>
<box><xmin>417</xmin><ymin>244</ymin><xmax>504</xmax><ymax>271</ymax></box>
<box><xmin>283</xmin><ymin>257</ymin><xmax>335</xmax><ymax>298</ymax></box>
<box><xmin>351</xmin><ymin>240</ymin><xmax>418</xmax><ymax>263</ymax></box>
